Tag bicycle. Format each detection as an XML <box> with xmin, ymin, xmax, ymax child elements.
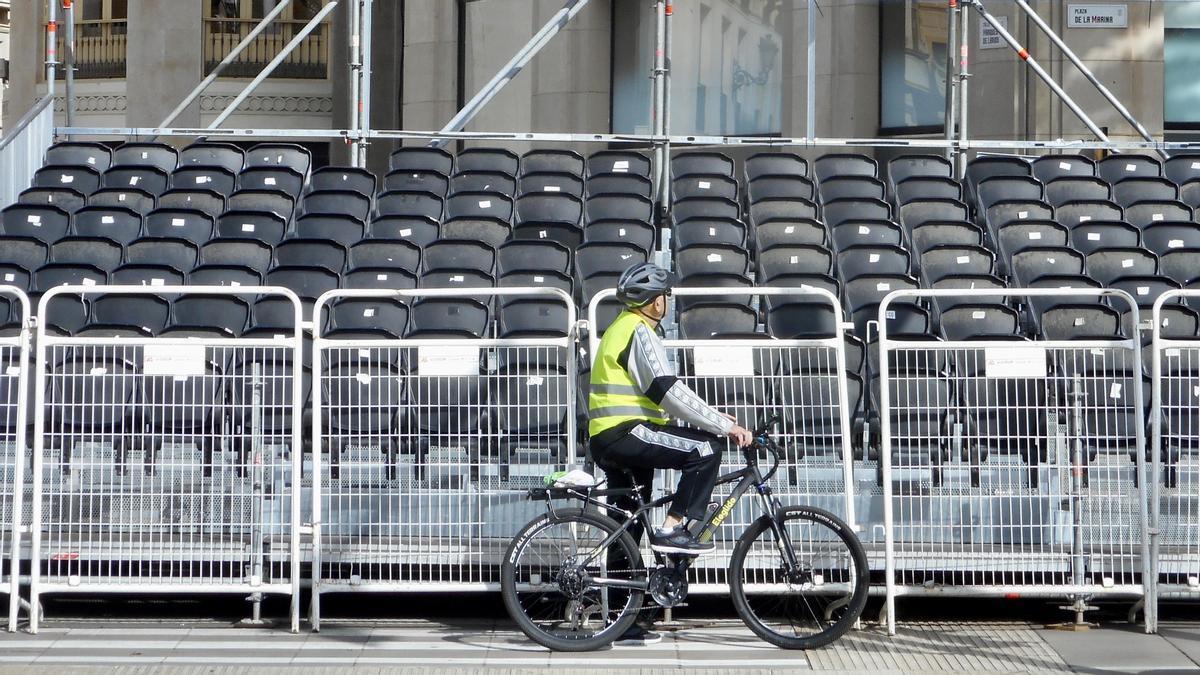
<box><xmin>500</xmin><ymin>417</ymin><xmax>869</xmax><ymax>651</ymax></box>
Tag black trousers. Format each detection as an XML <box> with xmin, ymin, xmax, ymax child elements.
<box><xmin>591</xmin><ymin>422</ymin><xmax>724</xmax><ymax>523</ymax></box>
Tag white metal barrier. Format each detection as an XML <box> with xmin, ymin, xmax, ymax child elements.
<box><xmin>28</xmin><ymin>286</ymin><xmax>305</xmax><ymax>633</ymax></box>
<box><xmin>1150</xmin><ymin>290</ymin><xmax>1200</xmax><ymax>630</ymax></box>
<box><xmin>588</xmin><ymin>287</ymin><xmax>865</xmax><ymax>592</ymax></box>
<box><xmin>0</xmin><ymin>288</ymin><xmax>31</xmax><ymax>632</ymax></box>
<box><xmin>0</xmin><ymin>96</ymin><xmax>55</xmax><ymax>210</ymax></box>
<box><xmin>309</xmin><ymin>287</ymin><xmax>576</xmax><ymax>629</ymax></box>
<box><xmin>879</xmin><ymin>288</ymin><xmax>1151</xmax><ymax>633</ymax></box>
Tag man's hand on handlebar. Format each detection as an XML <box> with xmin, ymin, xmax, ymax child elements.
<box><xmin>727</xmin><ymin>424</ymin><xmax>753</xmax><ymax>448</ymax></box>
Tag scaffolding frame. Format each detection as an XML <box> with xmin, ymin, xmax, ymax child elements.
<box><xmin>36</xmin><ymin>0</ymin><xmax>1178</xmax><ymax>175</ymax></box>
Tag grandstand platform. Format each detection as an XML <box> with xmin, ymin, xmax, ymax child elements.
<box><xmin>1</xmin><ymin>617</ymin><xmax>1199</xmax><ymax>672</ymax></box>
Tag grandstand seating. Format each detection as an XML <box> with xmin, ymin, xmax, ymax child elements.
<box><xmin>6</xmin><ymin>140</ymin><xmax>1200</xmax><ymax>471</ymax></box>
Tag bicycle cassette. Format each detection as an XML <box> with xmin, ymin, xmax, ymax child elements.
<box><xmin>648</xmin><ymin>566</ymin><xmax>689</xmax><ymax>607</ymax></box>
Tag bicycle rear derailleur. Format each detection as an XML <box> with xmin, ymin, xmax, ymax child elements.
<box><xmin>648</xmin><ymin>557</ymin><xmax>691</xmax><ymax>607</ymax></box>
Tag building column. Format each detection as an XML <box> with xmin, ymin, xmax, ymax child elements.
<box><xmin>5</xmin><ymin>0</ymin><xmax>45</xmax><ymax>129</ymax></box>
<box><xmin>401</xmin><ymin>0</ymin><xmax>459</xmax><ymax>134</ymax></box>
<box><xmin>126</xmin><ymin>0</ymin><xmax>203</xmax><ymax>129</ymax></box>
<box><xmin>530</xmin><ymin>0</ymin><xmax>612</xmax><ymax>141</ymax></box>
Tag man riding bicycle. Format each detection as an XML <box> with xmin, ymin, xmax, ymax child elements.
<box><xmin>588</xmin><ymin>262</ymin><xmax>754</xmax><ymax>557</ymax></box>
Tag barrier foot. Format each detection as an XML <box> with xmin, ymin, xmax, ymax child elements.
<box><xmin>1127</xmin><ymin>598</ymin><xmax>1145</xmax><ymax>626</ymax></box>
<box><xmin>238</xmin><ymin>593</ymin><xmax>272</xmax><ymax>626</ymax></box>
<box><xmin>1047</xmin><ymin>597</ymin><xmax>1098</xmax><ymax>631</ymax></box>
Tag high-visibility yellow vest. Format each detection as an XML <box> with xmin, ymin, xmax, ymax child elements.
<box><xmin>588</xmin><ymin>310</ymin><xmax>670</xmax><ymax>436</ymax></box>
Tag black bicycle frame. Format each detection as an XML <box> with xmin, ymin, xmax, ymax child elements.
<box><xmin>547</xmin><ymin>442</ymin><xmax>803</xmax><ymax>592</ymax></box>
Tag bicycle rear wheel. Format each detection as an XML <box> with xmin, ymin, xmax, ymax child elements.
<box><xmin>729</xmin><ymin>506</ymin><xmax>869</xmax><ymax>650</ymax></box>
<box><xmin>501</xmin><ymin>507</ymin><xmax>646</xmax><ymax>652</ymax></box>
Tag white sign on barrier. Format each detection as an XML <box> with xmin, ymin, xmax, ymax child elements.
<box><xmin>1067</xmin><ymin>3</ymin><xmax>1127</xmax><ymax>28</ymax></box>
<box><xmin>142</xmin><ymin>344</ymin><xmax>207</xmax><ymax>376</ymax></box>
<box><xmin>693</xmin><ymin>345</ymin><xmax>754</xmax><ymax>377</ymax></box>
<box><xmin>984</xmin><ymin>345</ymin><xmax>1047</xmax><ymax>378</ymax></box>
<box><xmin>418</xmin><ymin>345</ymin><xmax>481</xmax><ymax>376</ymax></box>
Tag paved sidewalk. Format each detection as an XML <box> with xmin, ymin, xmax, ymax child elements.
<box><xmin>0</xmin><ymin>618</ymin><xmax>1198</xmax><ymax>672</ymax></box>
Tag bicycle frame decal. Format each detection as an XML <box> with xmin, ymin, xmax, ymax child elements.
<box><xmin>699</xmin><ymin>495</ymin><xmax>742</xmax><ymax>543</ymax></box>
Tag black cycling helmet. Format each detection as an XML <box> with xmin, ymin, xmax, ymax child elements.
<box><xmin>616</xmin><ymin>262</ymin><xmax>674</xmax><ymax>308</ymax></box>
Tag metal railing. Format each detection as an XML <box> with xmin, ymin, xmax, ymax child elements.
<box><xmin>57</xmin><ymin>19</ymin><xmax>128</xmax><ymax>79</ymax></box>
<box><xmin>878</xmin><ymin>288</ymin><xmax>1151</xmax><ymax>634</ymax></box>
<box><xmin>588</xmin><ymin>287</ymin><xmax>867</xmax><ymax>592</ymax></box>
<box><xmin>0</xmin><ymin>288</ymin><xmax>31</xmax><ymax>633</ymax></box>
<box><xmin>27</xmin><ymin>286</ymin><xmax>305</xmax><ymax>634</ymax></box>
<box><xmin>309</xmin><ymin>287</ymin><xmax>577</xmax><ymax>629</ymax></box>
<box><xmin>204</xmin><ymin>16</ymin><xmax>330</xmax><ymax>79</ymax></box>
<box><xmin>0</xmin><ymin>96</ymin><xmax>55</xmax><ymax>210</ymax></box>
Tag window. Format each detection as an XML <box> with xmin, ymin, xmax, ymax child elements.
<box><xmin>1166</xmin><ymin>2</ymin><xmax>1200</xmax><ymax>128</ymax></box>
<box><xmin>612</xmin><ymin>0</ymin><xmax>784</xmax><ymax>135</ymax></box>
<box><xmin>60</xmin><ymin>0</ymin><xmax>127</xmax><ymax>78</ymax></box>
<box><xmin>879</xmin><ymin>0</ymin><xmax>947</xmax><ymax>133</ymax></box>
<box><xmin>204</xmin><ymin>0</ymin><xmax>331</xmax><ymax>79</ymax></box>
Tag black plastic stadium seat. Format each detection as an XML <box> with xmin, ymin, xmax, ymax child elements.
<box><xmin>227</xmin><ymin>190</ymin><xmax>295</xmax><ymax>221</ymax></box>
<box><xmin>1123</xmin><ymin>201</ymin><xmax>1193</xmax><ymax>230</ymax></box>
<box><xmin>583</xmin><ymin>219</ymin><xmax>656</xmax><ymax>253</ymax></box>
<box><xmin>245</xmin><ymin>143</ymin><xmax>312</xmax><ymax>177</ymax></box>
<box><xmin>273</xmin><ymin>239</ymin><xmax>348</xmax><ymax>274</ymax></box>
<box><xmin>1098</xmin><ymin>155</ymin><xmax>1162</xmax><ymax>183</ymax></box>
<box><xmin>158</xmin><ymin>188</ymin><xmax>225</xmax><ymax>218</ymax></box>
<box><xmin>2</xmin><ymin>204</ymin><xmax>71</xmax><ymax>242</ymax></box>
<box><xmin>113</xmin><ymin>142</ymin><xmax>179</xmax><ymax>174</ymax></box>
<box><xmin>216</xmin><ymin>209</ymin><xmax>288</xmax><ymax>246</ymax></box>
<box><xmin>49</xmin><ymin>236</ymin><xmax>123</xmax><ymax>273</ymax></box>
<box><xmin>1054</xmin><ymin>200</ymin><xmax>1123</xmax><ymax>227</ymax></box>
<box><xmin>293</xmin><ymin>214</ymin><xmax>366</xmax><ymax>248</ymax></box>
<box><xmin>1044</xmin><ymin>176</ymin><xmax>1110</xmax><ymax>207</ymax></box>
<box><xmin>1111</xmin><ymin>177</ymin><xmax>1179</xmax><ymax>209</ymax></box>
<box><xmin>390</xmin><ymin>147</ymin><xmax>454</xmax><ymax>175</ymax></box>
<box><xmin>375</xmin><ymin>190</ymin><xmax>444</xmax><ymax>220</ymax></box>
<box><xmin>1069</xmin><ymin>220</ymin><xmax>1140</xmax><ymax>255</ymax></box>
<box><xmin>200</xmin><ymin>238</ymin><xmax>273</xmax><ymax>275</ymax></box>
<box><xmin>34</xmin><ymin>165</ymin><xmax>101</xmax><ymax>196</ymax></box>
<box><xmin>71</xmin><ymin>205</ymin><xmax>142</xmax><ymax>246</ymax></box>
<box><xmin>368</xmin><ymin>215</ymin><xmax>440</xmax><ymax>247</ymax></box>
<box><xmin>1085</xmin><ymin>247</ymin><xmax>1159</xmax><ymax>285</ymax></box>
<box><xmin>746</xmin><ymin>175</ymin><xmax>816</xmax><ymax>203</ymax></box>
<box><xmin>127</xmin><ymin>237</ymin><xmax>199</xmax><ymax>272</ymax></box>
<box><xmin>237</xmin><ymin>167</ymin><xmax>305</xmax><ymax>196</ymax></box>
<box><xmin>814</xmin><ymin>154</ymin><xmax>878</xmax><ymax>182</ymax></box>
<box><xmin>672</xmin><ymin>174</ymin><xmax>739</xmax><ymax>202</ymax></box>
<box><xmin>1031</xmin><ymin>154</ymin><xmax>1096</xmax><ymax>182</ymax></box>
<box><xmin>180</xmin><ymin>142</ymin><xmax>245</xmax><ymax>174</ymax></box>
<box><xmin>586</xmin><ymin>150</ymin><xmax>652</xmax><ymax>179</ymax></box>
<box><xmin>19</xmin><ymin>187</ymin><xmax>86</xmax><ymax>214</ymax></box>
<box><xmin>455</xmin><ymin>147</ymin><xmax>520</xmax><ymax>176</ymax></box>
<box><xmin>745</xmin><ymin>152</ymin><xmax>808</xmax><ymax>182</ymax></box>
<box><xmin>144</xmin><ymin>207</ymin><xmax>213</xmax><ymax>245</ymax></box>
<box><xmin>422</xmin><ymin>239</ymin><xmax>496</xmax><ymax>275</ymax></box>
<box><xmin>347</xmin><ymin>239</ymin><xmax>422</xmax><ymax>275</ymax></box>
<box><xmin>450</xmin><ymin>171</ymin><xmax>517</xmax><ymax>198</ymax></box>
<box><xmin>672</xmin><ymin>151</ymin><xmax>735</xmax><ymax>179</ymax></box>
<box><xmin>102</xmin><ymin>166</ymin><xmax>169</xmax><ymax>196</ymax></box>
<box><xmin>498</xmin><ymin>239</ymin><xmax>572</xmax><ymax>277</ymax></box>
<box><xmin>518</xmin><ymin>172</ymin><xmax>585</xmax><ymax>199</ymax></box>
<box><xmin>521</xmin><ymin>149</ymin><xmax>584</xmax><ymax>177</ymax></box>
<box><xmin>46</xmin><ymin>142</ymin><xmax>113</xmax><ymax>172</ymax></box>
<box><xmin>384</xmin><ymin>170</ymin><xmax>450</xmax><ymax>197</ymax></box>
<box><xmin>170</xmin><ymin>166</ymin><xmax>237</xmax><ymax>196</ymax></box>
<box><xmin>308</xmin><ymin>166</ymin><xmax>377</xmax><ymax>197</ymax></box>
<box><xmin>299</xmin><ymin>190</ymin><xmax>371</xmax><ymax>222</ymax></box>
<box><xmin>586</xmin><ymin>172</ymin><xmax>653</xmax><ymax>199</ymax></box>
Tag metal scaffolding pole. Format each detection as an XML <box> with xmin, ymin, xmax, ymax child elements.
<box><xmin>45</xmin><ymin>0</ymin><xmax>58</xmax><ymax>99</ymax></box>
<box><xmin>957</xmin><ymin>0</ymin><xmax>969</xmax><ymax>178</ymax></box>
<box><xmin>433</xmin><ymin>0</ymin><xmax>593</xmax><ymax>147</ymax></box>
<box><xmin>944</xmin><ymin>0</ymin><xmax>958</xmax><ymax>162</ymax></box>
<box><xmin>660</xmin><ymin>2</ymin><xmax>673</xmax><ymax>218</ymax></box>
<box><xmin>63</xmin><ymin>0</ymin><xmax>75</xmax><ymax>130</ymax></box>
<box><xmin>1011</xmin><ymin>0</ymin><xmax>1163</xmax><ymax>158</ymax></box>
<box><xmin>208</xmin><ymin>1</ymin><xmax>340</xmax><ymax>130</ymax></box>
<box><xmin>806</xmin><ymin>0</ymin><xmax>816</xmax><ymax>138</ymax></box>
<box><xmin>964</xmin><ymin>0</ymin><xmax>1111</xmax><ymax>147</ymax></box>
<box><xmin>358</xmin><ymin>0</ymin><xmax>374</xmax><ymax>168</ymax></box>
<box><xmin>159</xmin><ymin>0</ymin><xmax>294</xmax><ymax>129</ymax></box>
<box><xmin>652</xmin><ymin>1</ymin><xmax>667</xmax><ymax>212</ymax></box>
<box><xmin>349</xmin><ymin>0</ymin><xmax>362</xmax><ymax>165</ymax></box>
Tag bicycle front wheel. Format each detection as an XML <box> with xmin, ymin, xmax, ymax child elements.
<box><xmin>501</xmin><ymin>507</ymin><xmax>646</xmax><ymax>652</ymax></box>
<box><xmin>729</xmin><ymin>506</ymin><xmax>869</xmax><ymax>650</ymax></box>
